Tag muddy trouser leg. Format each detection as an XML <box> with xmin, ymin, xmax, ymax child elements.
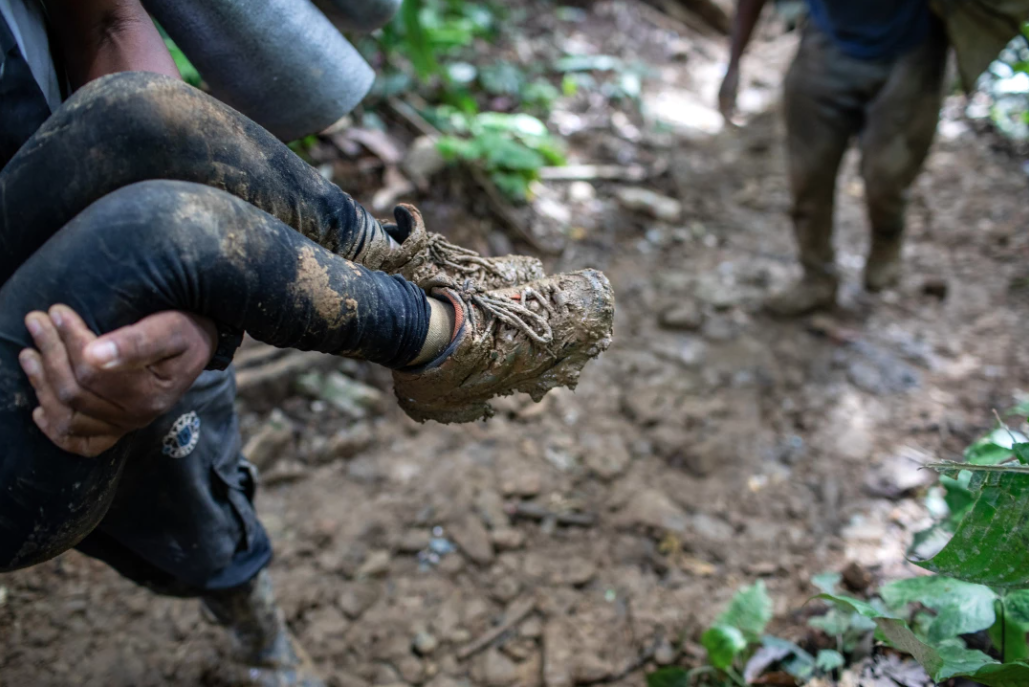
<box><xmin>783</xmin><ymin>23</ymin><xmax>888</xmax><ymax>283</ymax></box>
<box><xmin>859</xmin><ymin>20</ymin><xmax>948</xmax><ymax>258</ymax></box>
<box><xmin>0</xmin><ymin>181</ymin><xmax>431</xmax><ymax>573</ymax></box>
<box><xmin>0</xmin><ymin>71</ymin><xmax>394</xmax><ymax>286</ymax></box>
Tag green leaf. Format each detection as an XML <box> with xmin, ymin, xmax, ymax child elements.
<box><xmin>816</xmin><ymin>649</ymin><xmax>845</xmax><ymax>672</ymax></box>
<box><xmin>1014</xmin><ymin>443</ymin><xmax>1029</xmax><ymax>465</ymax></box>
<box><xmin>401</xmin><ymin>0</ymin><xmax>441</xmax><ymax>80</ymax></box>
<box><xmin>645</xmin><ymin>667</ymin><xmax>690</xmax><ymax>687</ymax></box>
<box><xmin>917</xmin><ymin>471</ymin><xmax>1029</xmax><ymax>588</ymax></box>
<box><xmin>701</xmin><ymin>624</ymin><xmax>748</xmax><ymax>670</ymax></box>
<box><xmin>716</xmin><ymin>580</ymin><xmax>773</xmax><ymax>642</ymax></box>
<box><xmin>479</xmin><ymin>61</ymin><xmax>524</xmax><ymax>96</ymax></box>
<box><xmin>1005</xmin><ymin>590</ymin><xmax>1029</xmax><ymax>625</ymax></box>
<box><xmin>881</xmin><ymin>577</ymin><xmax>998</xmax><ymax>642</ymax></box>
<box><xmin>490</xmin><ymin>171</ymin><xmax>530</xmax><ymax>201</ymax></box>
<box><xmin>812</xmin><ymin>572</ymin><xmax>842</xmax><ymax>594</ymax></box>
<box><xmin>815</xmin><ymin>593</ymin><xmax>1015</xmax><ymax>682</ymax></box>
<box><xmin>989</xmin><ymin>598</ymin><xmax>1029</xmax><ymax>663</ymax></box>
<box><xmin>965</xmin><ymin>428</ymin><xmax>1028</xmax><ymax>465</ymax></box>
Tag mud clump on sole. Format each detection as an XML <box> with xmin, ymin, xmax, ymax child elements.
<box><xmin>392</xmin><ymin>268</ymin><xmax>615</xmax><ymax>424</ymax></box>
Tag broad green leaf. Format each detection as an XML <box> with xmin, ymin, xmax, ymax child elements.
<box><xmin>1005</xmin><ymin>590</ymin><xmax>1029</xmax><ymax>625</ymax></box>
<box><xmin>476</xmin><ymin>112</ymin><xmax>548</xmax><ymax>137</ymax></box>
<box><xmin>965</xmin><ymin>428</ymin><xmax>1027</xmax><ymax>465</ymax></box>
<box><xmin>811</xmin><ymin>572</ymin><xmax>841</xmax><ymax>594</ymax></box>
<box><xmin>881</xmin><ymin>576</ymin><xmax>997</xmax><ymax>642</ymax></box>
<box><xmin>816</xmin><ymin>593</ymin><xmax>1010</xmax><ymax>682</ymax></box>
<box><xmin>816</xmin><ymin>649</ymin><xmax>845</xmax><ymax>672</ymax></box>
<box><xmin>917</xmin><ymin>471</ymin><xmax>1029</xmax><ymax>588</ymax></box>
<box><xmin>716</xmin><ymin>580</ymin><xmax>773</xmax><ymax>642</ymax></box>
<box><xmin>989</xmin><ymin>598</ymin><xmax>1029</xmax><ymax>663</ymax></box>
<box><xmin>401</xmin><ymin>0</ymin><xmax>441</xmax><ymax>80</ymax></box>
<box><xmin>645</xmin><ymin>667</ymin><xmax>690</xmax><ymax>687</ymax></box>
<box><xmin>701</xmin><ymin>624</ymin><xmax>747</xmax><ymax>670</ymax></box>
<box><xmin>1014</xmin><ymin>443</ymin><xmax>1029</xmax><ymax>465</ymax></box>
<box><xmin>490</xmin><ymin>171</ymin><xmax>531</xmax><ymax>201</ymax></box>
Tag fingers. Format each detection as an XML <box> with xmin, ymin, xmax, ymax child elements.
<box><xmin>84</xmin><ymin>311</ymin><xmax>195</xmax><ymax>371</ymax></box>
<box><xmin>20</xmin><ymin>348</ymin><xmax>125</xmax><ymax>458</ymax></box>
<box><xmin>23</xmin><ymin>310</ymin><xmax>127</xmax><ymax>423</ymax></box>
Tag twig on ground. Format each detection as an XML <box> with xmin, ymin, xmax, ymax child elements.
<box><xmin>538</xmin><ymin>164</ymin><xmax>650</xmax><ymax>182</ymax></box>
<box><xmin>506</xmin><ymin>501</ymin><xmax>597</xmax><ymax>527</ymax></box>
<box><xmin>456</xmin><ymin>596</ymin><xmax>537</xmax><ymax>660</ymax></box>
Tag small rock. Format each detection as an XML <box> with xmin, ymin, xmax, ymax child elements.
<box><xmin>317</xmin><ymin>422</ymin><xmax>374</xmax><ymax>463</ymax></box>
<box><xmin>397</xmin><ymin>529</ymin><xmax>433</xmax><ymax>554</ymax></box>
<box><xmin>491</xmin><ymin>576</ymin><xmax>522</xmax><ymax>603</ymax></box>
<box><xmin>568</xmin><ymin>181</ymin><xmax>596</xmax><ymax>203</ymax></box>
<box><xmin>520</xmin><ymin>617</ymin><xmax>543</xmax><ymax>639</ymax></box>
<box><xmin>294</xmin><ymin>371</ymin><xmax>385</xmax><ymax>419</ymax></box>
<box><xmin>501</xmin><ymin>638</ymin><xmax>537</xmax><ymax>662</ymax></box>
<box><xmin>356</xmin><ymin>550</ymin><xmax>391</xmax><ymax>578</ymax></box>
<box><xmin>501</xmin><ymin>471</ymin><xmax>543</xmax><ymax>497</ymax></box>
<box><xmin>580</xmin><ymin>432</ymin><xmax>631</xmax><ymax>481</ymax></box>
<box><xmin>476</xmin><ymin>490</ymin><xmax>511</xmax><ymax>530</ymax></box>
<box><xmin>412</xmin><ymin>631</ymin><xmax>439</xmax><ymax>657</ymax></box>
<box><xmin>396</xmin><ymin>656</ymin><xmax>426</xmax><ymax>685</ymax></box>
<box><xmin>491</xmin><ymin>528</ymin><xmax>526</xmax><ymax>551</ymax></box>
<box><xmin>690</xmin><ymin>513</ymin><xmax>734</xmax><ymax>541</ymax></box>
<box><xmin>659</xmin><ymin>302</ymin><xmax>704</xmax><ymax>331</ymax></box>
<box><xmin>654</xmin><ymin>638</ymin><xmax>677</xmax><ymax>666</ymax></box>
<box><xmin>613</xmin><ymin>488</ymin><xmax>689</xmax><ymax>534</ymax></box>
<box><xmin>841</xmin><ymin>561</ymin><xmax>873</xmax><ymax>593</ymax></box>
<box><xmin>242</xmin><ymin>409</ymin><xmax>293</xmax><ymax>470</ymax></box>
<box><xmin>481</xmin><ymin>648</ymin><xmax>520</xmax><ymax>687</ymax></box>
<box><xmin>921</xmin><ymin>277</ymin><xmax>948</xmax><ymax>299</ymax></box>
<box><xmin>615</xmin><ymin>187</ymin><xmax>683</xmax><ymax>222</ymax></box>
<box><xmin>450</xmin><ymin>514</ymin><xmax>495</xmax><ymax>565</ymax></box>
<box><xmin>403</xmin><ymin>135</ymin><xmax>447</xmax><ymax>188</ymax></box>
<box><xmin>543</xmin><ymin>622</ymin><xmax>574</xmax><ymax>687</ymax></box>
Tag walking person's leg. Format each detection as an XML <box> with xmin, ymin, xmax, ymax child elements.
<box><xmin>766</xmin><ymin>23</ymin><xmax>883</xmax><ymax>316</ymax></box>
<box><xmin>859</xmin><ymin>20</ymin><xmax>948</xmax><ymax>291</ymax></box>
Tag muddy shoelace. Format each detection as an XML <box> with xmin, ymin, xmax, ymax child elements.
<box><xmin>426</xmin><ymin>234</ymin><xmax>512</xmax><ymax>281</ymax></box>
<box><xmin>460</xmin><ymin>282</ymin><xmax>556</xmax><ymax>346</ymax></box>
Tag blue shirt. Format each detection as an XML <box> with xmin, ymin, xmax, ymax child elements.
<box><xmin>806</xmin><ymin>0</ymin><xmax>934</xmax><ymax>60</ymax></box>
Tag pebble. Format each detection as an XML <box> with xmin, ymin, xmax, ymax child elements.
<box><xmin>658</xmin><ymin>302</ymin><xmax>704</xmax><ymax>331</ymax></box>
<box><xmin>450</xmin><ymin>514</ymin><xmax>495</xmax><ymax>565</ymax></box>
<box><xmin>356</xmin><ymin>550</ymin><xmax>392</xmax><ymax>577</ymax></box>
<box><xmin>614</xmin><ymin>186</ymin><xmax>683</xmax><ymax>222</ymax></box>
<box><xmin>654</xmin><ymin>638</ymin><xmax>677</xmax><ymax>665</ymax></box>
<box><xmin>491</xmin><ymin>528</ymin><xmax>526</xmax><ymax>551</ymax></box>
<box><xmin>241</xmin><ymin>409</ymin><xmax>293</xmax><ymax>470</ymax></box>
<box><xmin>613</xmin><ymin>488</ymin><xmax>689</xmax><ymax>534</ymax></box>
<box><xmin>412</xmin><ymin>631</ymin><xmax>439</xmax><ymax>657</ymax></box>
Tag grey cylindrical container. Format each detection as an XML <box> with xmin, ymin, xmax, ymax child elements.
<box><xmin>143</xmin><ymin>0</ymin><xmax>375</xmax><ymax>141</ymax></box>
<box><xmin>314</xmin><ymin>0</ymin><xmax>403</xmax><ymax>32</ymax></box>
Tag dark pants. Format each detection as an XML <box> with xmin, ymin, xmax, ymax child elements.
<box><xmin>0</xmin><ymin>73</ymin><xmax>430</xmax><ymax>584</ymax></box>
<box><xmin>783</xmin><ymin>19</ymin><xmax>948</xmax><ymax>279</ymax></box>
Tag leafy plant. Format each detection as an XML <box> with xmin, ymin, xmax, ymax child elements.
<box><xmin>814</xmin><ymin>410</ymin><xmax>1029</xmax><ymax>684</ymax></box>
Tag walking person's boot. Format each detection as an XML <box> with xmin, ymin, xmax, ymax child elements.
<box><xmin>764</xmin><ymin>264</ymin><xmax>839</xmax><ymax>317</ymax></box>
<box><xmin>863</xmin><ymin>233</ymin><xmax>903</xmax><ymax>292</ymax></box>
<box><xmin>202</xmin><ymin>570</ymin><xmax>325</xmax><ymax>687</ymax></box>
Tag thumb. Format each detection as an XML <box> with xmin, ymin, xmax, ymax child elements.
<box><xmin>83</xmin><ymin>312</ymin><xmax>191</xmax><ymax>370</ymax></box>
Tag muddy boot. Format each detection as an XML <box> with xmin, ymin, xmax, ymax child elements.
<box><xmin>864</xmin><ymin>235</ymin><xmax>903</xmax><ymax>292</ymax></box>
<box><xmin>201</xmin><ymin>570</ymin><xmax>325</xmax><ymax>687</ymax></box>
<box><xmin>764</xmin><ymin>269</ymin><xmax>839</xmax><ymax>317</ymax></box>
<box><xmin>358</xmin><ymin>204</ymin><xmax>546</xmax><ymax>290</ymax></box>
<box><xmin>393</xmin><ymin>269</ymin><xmax>615</xmax><ymax>423</ymax></box>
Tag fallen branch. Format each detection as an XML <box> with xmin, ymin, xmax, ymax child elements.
<box><xmin>925</xmin><ymin>461</ymin><xmax>1029</xmax><ymax>474</ymax></box>
<box><xmin>456</xmin><ymin>596</ymin><xmax>536</xmax><ymax>660</ymax></box>
<box><xmin>506</xmin><ymin>501</ymin><xmax>597</xmax><ymax>527</ymax></box>
<box><xmin>538</xmin><ymin>164</ymin><xmax>650</xmax><ymax>182</ymax></box>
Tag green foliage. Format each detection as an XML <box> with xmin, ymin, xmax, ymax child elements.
<box><xmin>700</xmin><ymin>625</ymin><xmax>748</xmax><ymax>671</ymax></box>
<box><xmin>817</xmin><ymin>593</ymin><xmax>1029</xmax><ymax>685</ymax></box>
<box><xmin>714</xmin><ymin>581</ymin><xmax>773</xmax><ymax>643</ymax></box>
<box><xmin>881</xmin><ymin>577</ymin><xmax>998</xmax><ymax>642</ymax></box>
<box><xmin>645</xmin><ymin>667</ymin><xmax>690</xmax><ymax>687</ymax></box>
<box><xmin>435</xmin><ymin>110</ymin><xmax>565</xmax><ymax>200</ymax></box>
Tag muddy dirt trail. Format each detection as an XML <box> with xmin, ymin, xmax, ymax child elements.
<box><xmin>3</xmin><ymin>2</ymin><xmax>1029</xmax><ymax>686</ymax></box>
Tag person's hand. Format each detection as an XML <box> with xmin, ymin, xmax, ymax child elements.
<box><xmin>18</xmin><ymin>305</ymin><xmax>218</xmax><ymax>457</ymax></box>
<box><xmin>718</xmin><ymin>62</ymin><xmax>741</xmax><ymax>124</ymax></box>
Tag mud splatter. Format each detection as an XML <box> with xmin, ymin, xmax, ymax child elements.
<box><xmin>290</xmin><ymin>245</ymin><xmax>353</xmax><ymax>329</ymax></box>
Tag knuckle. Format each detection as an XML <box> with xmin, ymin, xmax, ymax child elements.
<box><xmin>54</xmin><ymin>383</ymin><xmax>81</xmax><ymax>406</ymax></box>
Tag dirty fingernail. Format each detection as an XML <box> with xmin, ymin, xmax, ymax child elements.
<box><xmin>19</xmin><ymin>351</ymin><xmax>40</xmax><ymax>377</ymax></box>
<box><xmin>88</xmin><ymin>341</ymin><xmax>119</xmax><ymax>368</ymax></box>
<box><xmin>25</xmin><ymin>315</ymin><xmax>42</xmax><ymax>338</ymax></box>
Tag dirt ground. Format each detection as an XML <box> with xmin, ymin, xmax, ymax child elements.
<box><xmin>3</xmin><ymin>2</ymin><xmax>1029</xmax><ymax>686</ymax></box>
